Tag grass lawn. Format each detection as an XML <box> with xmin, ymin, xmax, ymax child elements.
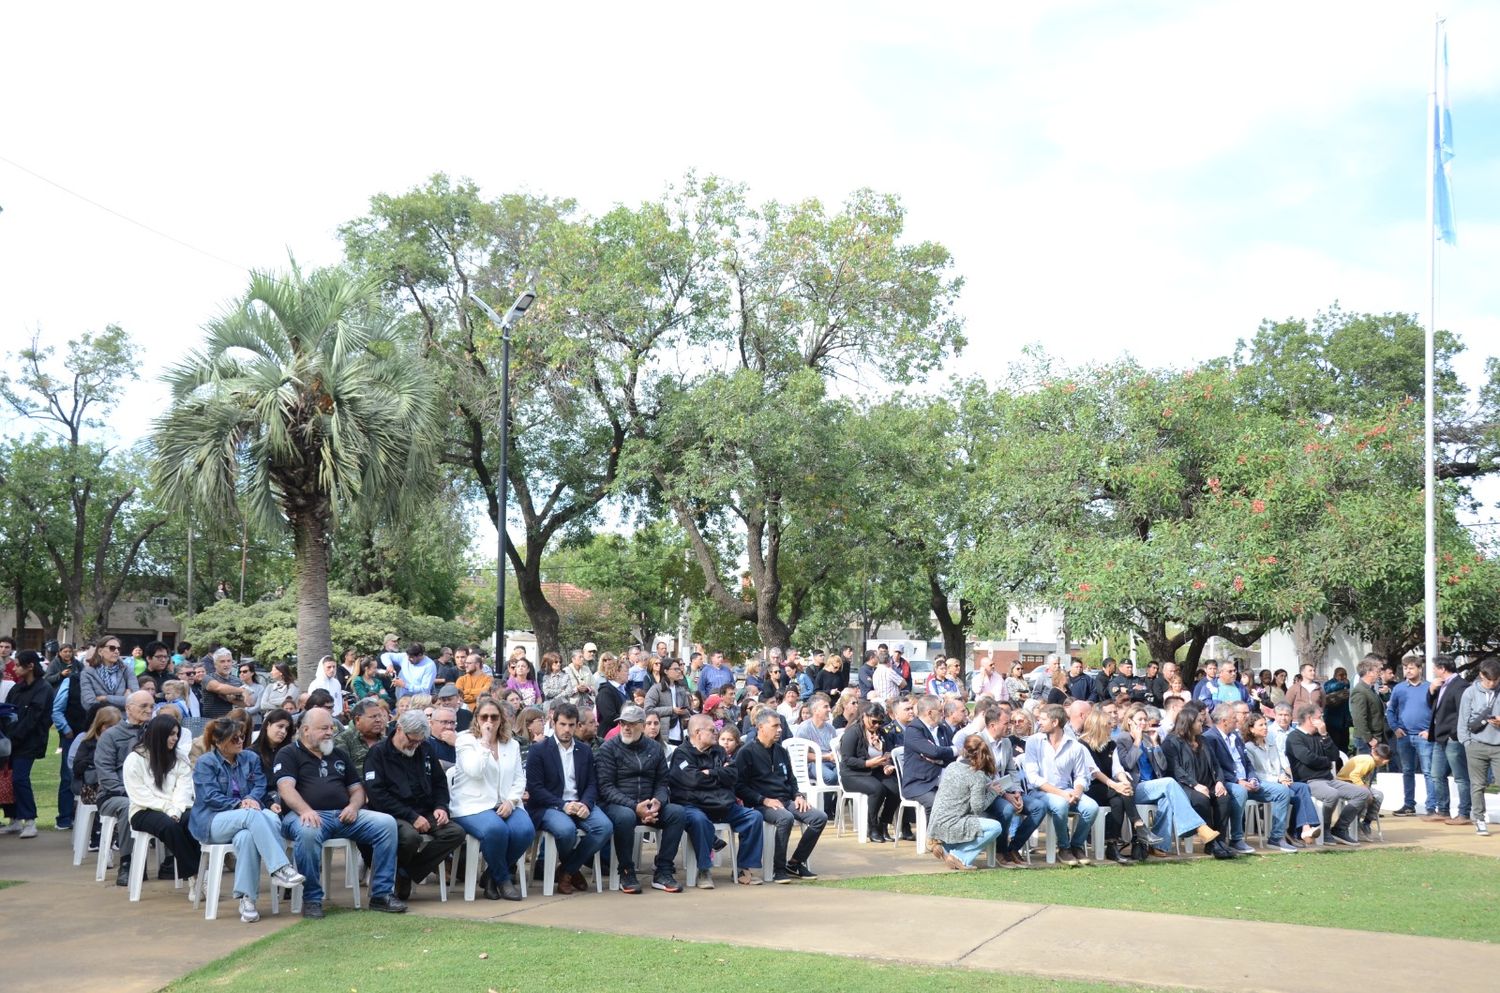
<box><xmin>825</xmin><ymin>847</ymin><xmax>1499</xmax><ymax>943</ymax></box>
<box><xmin>161</xmin><ymin>914</ymin><xmax>1202</xmax><ymax>993</ymax></box>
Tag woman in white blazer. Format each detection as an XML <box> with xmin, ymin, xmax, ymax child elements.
<box><xmin>450</xmin><ymin>698</ymin><xmax>534</xmax><ymax>900</ymax></box>
<box><xmin>123</xmin><ymin>713</ymin><xmax>201</xmax><ymax>886</ymax></box>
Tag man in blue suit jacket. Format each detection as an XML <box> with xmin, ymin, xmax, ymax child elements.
<box><xmin>901</xmin><ymin>696</ymin><xmax>956</xmax><ymax>814</ymax></box>
<box><xmin>1202</xmin><ymin>703</ymin><xmax>1256</xmax><ymax>854</ymax></box>
<box><xmin>524</xmin><ymin>702</ymin><xmax>612</xmax><ymax>894</ymax></box>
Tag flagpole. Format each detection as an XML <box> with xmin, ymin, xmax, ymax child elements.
<box><xmin>1423</xmin><ymin>15</ymin><xmax>1440</xmax><ymax>674</ymax></box>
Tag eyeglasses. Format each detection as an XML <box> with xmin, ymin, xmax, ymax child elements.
<box><xmin>104</xmin><ymin>644</ymin><xmax>121</xmax><ymax>651</ymax></box>
<box><xmin>477</xmin><ymin>714</ymin><xmax>500</xmax><ymax>722</ymax></box>
<box><xmin>431</xmin><ymin>718</ymin><xmax>456</xmax><ymax>726</ymax></box>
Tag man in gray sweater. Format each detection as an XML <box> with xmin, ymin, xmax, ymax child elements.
<box><xmin>1457</xmin><ymin>659</ymin><xmax>1500</xmax><ymax>837</ymax></box>
<box><xmin>94</xmin><ymin>691</ymin><xmax>155</xmax><ymax>885</ymax></box>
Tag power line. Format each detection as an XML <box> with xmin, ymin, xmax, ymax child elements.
<box><xmin>0</xmin><ymin>153</ymin><xmax>253</xmax><ymax>273</ymax></box>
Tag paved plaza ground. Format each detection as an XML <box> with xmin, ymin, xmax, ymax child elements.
<box><xmin>2</xmin><ymin>815</ymin><xmax>1496</xmax><ymax>992</ymax></box>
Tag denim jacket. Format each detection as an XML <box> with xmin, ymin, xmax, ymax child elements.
<box><xmin>189</xmin><ymin>748</ymin><xmax>268</xmax><ymax>843</ymax></box>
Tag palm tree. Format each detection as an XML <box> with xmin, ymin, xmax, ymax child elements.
<box><xmin>153</xmin><ymin>263</ymin><xmax>439</xmax><ymax>667</ymax></box>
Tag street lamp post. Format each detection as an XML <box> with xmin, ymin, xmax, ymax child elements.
<box><xmin>468</xmin><ymin>287</ymin><xmax>537</xmax><ymax>660</ymax></box>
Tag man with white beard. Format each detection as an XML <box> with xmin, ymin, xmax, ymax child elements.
<box><xmin>273</xmin><ymin>707</ymin><xmax>405</xmax><ymax>918</ymax></box>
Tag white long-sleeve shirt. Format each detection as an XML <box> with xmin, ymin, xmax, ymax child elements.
<box><xmin>123</xmin><ymin>750</ymin><xmax>194</xmax><ymax>820</ymax></box>
<box><xmin>449</xmin><ymin>734</ymin><xmax>526</xmax><ymax>818</ymax></box>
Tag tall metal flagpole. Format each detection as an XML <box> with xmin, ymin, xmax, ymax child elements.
<box><xmin>1423</xmin><ymin>16</ymin><xmax>1440</xmax><ymax>672</ymax></box>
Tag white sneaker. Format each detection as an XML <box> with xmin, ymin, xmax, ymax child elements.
<box><xmin>17</xmin><ymin>822</ymin><xmax>37</xmax><ymax>839</ymax></box>
<box><xmin>1477</xmin><ymin>819</ymin><xmax>1490</xmax><ymax>837</ymax></box>
<box><xmin>0</xmin><ymin>822</ymin><xmax>23</xmax><ymax>835</ymax></box>
<box><xmin>271</xmin><ymin>864</ymin><xmax>306</xmax><ymax>887</ymax></box>
<box><xmin>238</xmin><ymin>896</ymin><xmax>261</xmax><ymax>923</ymax></box>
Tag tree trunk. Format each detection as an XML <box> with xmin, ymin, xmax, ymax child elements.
<box><xmin>293</xmin><ymin>507</ymin><xmax>334</xmax><ymax>673</ymax></box>
<box><xmin>512</xmin><ymin>543</ymin><xmax>561</xmax><ymax>660</ymax></box>
<box><xmin>12</xmin><ymin>576</ymin><xmax>24</xmax><ymax>646</ymax></box>
<box><xmin>756</xmin><ymin>610</ymin><xmax>792</xmax><ymax>654</ymax></box>
<box><xmin>927</xmin><ymin>568</ymin><xmax>972</xmax><ymax>676</ymax></box>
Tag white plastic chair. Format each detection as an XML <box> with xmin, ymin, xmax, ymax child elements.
<box><xmin>681</xmin><ymin>821</ymin><xmax>774</xmax><ymax>885</ymax></box>
<box><xmin>72</xmin><ymin>801</ymin><xmax>99</xmax><ymax>866</ymax></box>
<box><xmin>190</xmin><ymin>843</ymin><xmax>237</xmax><ymax>919</ymax></box>
<box><xmin>289</xmin><ymin>837</ymin><xmax>363</xmax><ymax>911</ymax></box>
<box><xmin>126</xmin><ymin>830</ymin><xmax>182</xmax><ymax>902</ymax></box>
<box><xmin>890</xmin><ymin>746</ymin><xmax>928</xmax><ymax>852</ymax></box>
<box><xmin>832</xmin><ymin>760</ymin><xmax>869</xmax><ymax>843</ymax></box>
<box><xmin>95</xmin><ymin>813</ymin><xmax>120</xmax><ymax>882</ymax></box>
<box><xmin>533</xmin><ymin>829</ymin><xmax>604</xmax><ymax>896</ymax></box>
<box><xmin>782</xmin><ymin>739</ymin><xmax>838</xmax><ymax>812</ymax></box>
<box><xmin>1041</xmin><ymin>807</ymin><xmax>1107</xmax><ymax>863</ymax></box>
<box><xmin>607</xmin><ymin>825</ymin><xmax>658</xmax><ymax>890</ymax></box>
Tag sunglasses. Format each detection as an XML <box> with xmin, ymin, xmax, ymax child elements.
<box><xmin>478</xmin><ymin>714</ymin><xmax>501</xmax><ymax>722</ymax></box>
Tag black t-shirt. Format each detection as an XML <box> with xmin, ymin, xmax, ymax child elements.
<box><xmin>273</xmin><ymin>741</ymin><xmax>358</xmax><ymax>811</ymax></box>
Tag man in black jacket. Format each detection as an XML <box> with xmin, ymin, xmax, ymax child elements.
<box><xmin>1285</xmin><ymin>704</ymin><xmax>1366</xmax><ymax>845</ymax></box>
<box><xmin>667</xmin><ymin>715</ymin><xmax>764</xmax><ymax>888</ymax></box>
<box><xmin>1426</xmin><ymin>655</ymin><xmax>1471</xmax><ymax>823</ymax></box>
<box><xmin>735</xmin><ymin>710</ymin><xmax>826</xmax><ymax>882</ymax></box>
<box><xmin>595</xmin><ymin>704</ymin><xmax>685</xmax><ymax>893</ymax></box>
<box><xmin>363</xmin><ymin>711</ymin><xmax>467</xmax><ymax>901</ymax></box>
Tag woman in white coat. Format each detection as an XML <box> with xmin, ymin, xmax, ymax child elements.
<box><xmin>123</xmin><ymin>713</ymin><xmax>200</xmax><ymax>889</ymax></box>
<box><xmin>450</xmin><ymin>698</ymin><xmax>534</xmax><ymax>900</ymax></box>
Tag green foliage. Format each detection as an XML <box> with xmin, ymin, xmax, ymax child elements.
<box><xmin>182</xmin><ymin>585</ymin><xmax>475</xmax><ymax>672</ymax></box>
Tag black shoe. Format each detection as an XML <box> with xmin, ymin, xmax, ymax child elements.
<box><xmin>301</xmin><ymin>901</ymin><xmax>324</xmax><ymax>919</ymax></box>
<box><xmin>116</xmin><ymin>861</ymin><xmax>130</xmax><ymax>887</ymax></box>
<box><xmin>1130</xmin><ymin>839</ymin><xmax>1148</xmax><ymax>862</ymax></box>
<box><xmin>1105</xmin><ymin>843</ymin><xmax>1131</xmax><ymax>865</ymax></box>
<box><xmin>157</xmin><ymin>858</ymin><xmax>177</xmax><ymax>881</ymax></box>
<box><xmin>482</xmin><ymin>875</ymin><xmax>502</xmax><ymax>901</ymax></box>
<box><xmin>618</xmin><ymin>869</ymin><xmax>641</xmax><ymax>894</ymax></box>
<box><xmin>395</xmin><ymin>874</ymin><xmax>412</xmax><ymax>901</ymax></box>
<box><xmin>651</xmin><ymin>872</ymin><xmax>682</xmax><ymax>893</ymax></box>
<box><xmin>370</xmin><ymin>895</ymin><xmax>408</xmax><ymax>913</ymax></box>
<box><xmin>772</xmin><ymin>870</ymin><xmax>794</xmax><ymax>884</ymax></box>
<box><xmin>898</xmin><ymin>830</ymin><xmax>917</xmax><ymax>842</ymax></box>
<box><xmin>1392</xmin><ymin>806</ymin><xmax>1417</xmax><ymax>817</ymax></box>
<box><xmin>499</xmin><ymin>880</ymin><xmax>522</xmax><ymax>901</ymax></box>
<box><xmin>1210</xmin><ymin>840</ymin><xmax>1236</xmax><ymax>860</ymax></box>
<box><xmin>868</xmin><ymin>829</ymin><xmax>890</xmax><ymax>843</ymax></box>
<box><xmin>711</xmin><ymin>837</ymin><xmax>728</xmax><ymax>853</ymax></box>
<box><xmin>786</xmin><ymin>860</ymin><xmax>818</xmax><ymax>879</ymax></box>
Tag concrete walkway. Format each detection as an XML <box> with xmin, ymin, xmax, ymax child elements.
<box><xmin>2</xmin><ymin>818</ymin><xmax>1496</xmax><ymax>993</ymax></box>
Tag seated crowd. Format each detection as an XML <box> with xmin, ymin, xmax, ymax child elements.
<box><xmin>12</xmin><ymin>635</ymin><xmax>1492</xmax><ymax>926</ymax></box>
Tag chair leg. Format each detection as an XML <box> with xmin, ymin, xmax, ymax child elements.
<box><xmin>127</xmin><ymin>834</ymin><xmax>152</xmax><ymax>902</ymax></box>
<box><xmin>95</xmin><ymin>816</ymin><xmax>117</xmax><ymax>882</ymax></box>
<box><xmin>541</xmin><ymin>835</ymin><xmax>556</xmax><ymax>897</ymax></box>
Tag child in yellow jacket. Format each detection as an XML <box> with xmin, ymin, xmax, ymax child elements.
<box><xmin>1337</xmin><ymin>742</ymin><xmax>1390</xmax><ymax>839</ymax></box>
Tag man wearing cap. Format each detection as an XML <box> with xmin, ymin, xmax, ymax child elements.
<box><xmin>363</xmin><ymin>711</ymin><xmax>468</xmax><ymax>902</ymax></box>
<box><xmin>525</xmin><ymin>702</ymin><xmax>612</xmax><ymax>894</ymax></box>
<box><xmin>595</xmin><ymin>704</ymin><xmax>686</xmax><ymax>893</ymax></box>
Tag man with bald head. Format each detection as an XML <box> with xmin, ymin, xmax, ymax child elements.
<box><xmin>1065</xmin><ymin>700</ymin><xmax>1093</xmax><ymax>738</ymax></box>
<box><xmin>274</xmin><ymin>707</ymin><xmax>405</xmax><ymax>917</ymax></box>
<box><xmin>94</xmin><ymin>690</ymin><xmax>166</xmax><ymax>885</ymax></box>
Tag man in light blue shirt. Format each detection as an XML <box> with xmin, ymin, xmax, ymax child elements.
<box><xmin>1021</xmin><ymin>703</ymin><xmax>1100</xmax><ymax>866</ymax></box>
<box><xmin>1385</xmin><ymin>658</ymin><xmax>1434</xmax><ymax>816</ymax></box>
<box><xmin>395</xmin><ymin>642</ymin><xmax>436</xmax><ymax>699</ymax></box>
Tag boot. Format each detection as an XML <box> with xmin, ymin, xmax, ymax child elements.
<box><xmin>116</xmin><ymin>858</ymin><xmax>131</xmax><ymax>887</ymax></box>
<box><xmin>1194</xmin><ymin>824</ymin><xmax>1220</xmax><ymax>846</ymax></box>
<box><xmin>1130</xmin><ymin>838</ymin><xmax>1148</xmax><ymax>863</ymax></box>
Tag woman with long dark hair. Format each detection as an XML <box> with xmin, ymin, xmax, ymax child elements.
<box><xmin>123</xmin><ymin>714</ymin><xmax>200</xmax><ymax>886</ymax></box>
<box><xmin>250</xmin><ymin>709</ymin><xmax>294</xmax><ymax>810</ymax></box>
<box><xmin>1159</xmin><ymin>706</ymin><xmax>1232</xmax><ymax>859</ymax></box>
<box><xmin>838</xmin><ymin>702</ymin><xmax>902</xmax><ymax>843</ymax></box>
<box><xmin>255</xmin><ymin>662</ymin><xmax>300</xmax><ymax>714</ymax></box>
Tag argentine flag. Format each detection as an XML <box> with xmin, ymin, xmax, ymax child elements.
<box><xmin>1433</xmin><ymin>20</ymin><xmax>1456</xmax><ymax>246</ymax></box>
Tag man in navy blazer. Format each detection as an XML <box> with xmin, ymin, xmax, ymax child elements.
<box><xmin>900</xmin><ymin>695</ymin><xmax>956</xmax><ymax>813</ymax></box>
<box><xmin>524</xmin><ymin>702</ymin><xmax>612</xmax><ymax>894</ymax></box>
<box><xmin>1202</xmin><ymin>704</ymin><xmax>1256</xmax><ymax>854</ymax></box>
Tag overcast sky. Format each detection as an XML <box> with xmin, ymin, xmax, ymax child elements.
<box><xmin>3</xmin><ymin>1</ymin><xmax>1496</xmax><ymax>529</ymax></box>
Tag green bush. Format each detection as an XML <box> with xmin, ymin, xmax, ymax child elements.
<box><xmin>184</xmin><ymin>585</ymin><xmax>477</xmax><ymax>678</ymax></box>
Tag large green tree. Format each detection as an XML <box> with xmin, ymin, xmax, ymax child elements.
<box><xmin>152</xmin><ymin>265</ymin><xmax>439</xmax><ymax>665</ymax></box>
<box><xmin>0</xmin><ymin>328</ymin><xmax>168</xmax><ymax>639</ymax></box>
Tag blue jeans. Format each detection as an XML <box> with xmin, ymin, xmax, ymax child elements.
<box><xmin>1431</xmin><ymin>740</ymin><xmax>1470</xmax><ymax>818</ymax></box>
<box><xmin>537</xmin><ymin>806</ymin><xmax>612</xmax><ymax>875</ymax></box>
<box><xmin>1225</xmin><ymin>782</ymin><xmax>1249</xmax><ymax>843</ymax></box>
<box><xmin>281</xmin><ymin>809</ymin><xmax>398</xmax><ymax>905</ymax></box>
<box><xmin>1246</xmin><ymin>781</ymin><xmax>1293</xmax><ymax>842</ymax></box>
<box><xmin>208</xmin><ymin>807</ymin><xmax>290</xmax><ymax>901</ymax></box>
<box><xmin>943</xmin><ymin>816</ymin><xmax>1006</xmax><ymax>866</ymax></box>
<box><xmin>57</xmin><ymin>737</ymin><xmax>75</xmax><ymax>827</ymax></box>
<box><xmin>1027</xmin><ymin>789</ymin><xmax>1099</xmax><ymax>849</ymax></box>
<box><xmin>1000</xmin><ymin>792</ymin><xmax>1044</xmax><ymax>854</ymax></box>
<box><xmin>1394</xmin><ymin>734</ymin><xmax>1435</xmax><ymax>812</ymax></box>
<box><xmin>1286</xmin><ymin>781</ymin><xmax>1320</xmax><ymax>830</ymax></box>
<box><xmin>452</xmin><ymin>808</ymin><xmax>535</xmax><ymax>884</ymax></box>
<box><xmin>1133</xmin><ymin>777</ymin><xmax>1204</xmax><ymax>851</ymax></box>
<box><xmin>10</xmin><ymin>756</ymin><xmax>36</xmax><ymax>821</ymax></box>
<box><xmin>681</xmin><ymin>804</ymin><xmax>764</xmax><ymax>870</ymax></box>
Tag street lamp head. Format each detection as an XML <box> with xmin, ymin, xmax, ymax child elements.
<box><xmin>468</xmin><ymin>288</ymin><xmax>537</xmax><ymax>331</ymax></box>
